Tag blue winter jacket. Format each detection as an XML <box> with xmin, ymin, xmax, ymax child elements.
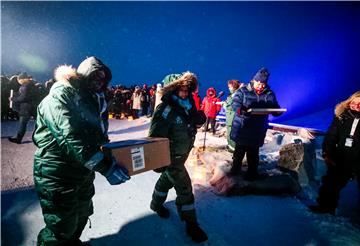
<box><xmin>230</xmin><ymin>83</ymin><xmax>281</xmax><ymax>147</ymax></box>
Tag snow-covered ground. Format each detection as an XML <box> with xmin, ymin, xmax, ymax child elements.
<box><xmin>1</xmin><ymin>117</ymin><xmax>359</xmax><ymax>246</ymax></box>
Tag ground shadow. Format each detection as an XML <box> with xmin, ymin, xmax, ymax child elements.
<box><xmin>85</xmin><ymin>201</ymin><xmax>195</xmax><ymax>246</ymax></box>
<box><xmin>1</xmin><ymin>187</ymin><xmax>40</xmax><ymax>246</ymax></box>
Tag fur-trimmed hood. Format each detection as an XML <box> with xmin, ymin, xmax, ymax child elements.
<box><xmin>335</xmin><ymin>91</ymin><xmax>360</xmax><ymax>118</ymax></box>
<box><xmin>53</xmin><ymin>56</ymin><xmax>112</xmax><ymax>91</ymax></box>
<box><xmin>53</xmin><ymin>65</ymin><xmax>78</xmax><ymax>88</ymax></box>
<box><xmin>335</xmin><ymin>102</ymin><xmax>348</xmax><ymax>118</ymax></box>
<box><xmin>206</xmin><ymin>87</ymin><xmax>216</xmax><ymax>97</ymax></box>
<box><xmin>162</xmin><ymin>71</ymin><xmax>198</xmax><ymax>95</ymax></box>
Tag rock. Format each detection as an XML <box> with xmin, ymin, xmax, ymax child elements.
<box><xmin>278</xmin><ymin>141</ymin><xmax>317</xmax><ymax>187</ymax></box>
<box><xmin>278</xmin><ymin>143</ymin><xmax>304</xmax><ymax>171</ymax></box>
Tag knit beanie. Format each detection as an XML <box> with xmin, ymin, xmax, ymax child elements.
<box><xmin>252</xmin><ymin>67</ymin><xmax>270</xmax><ymax>83</ymax></box>
<box><xmin>162</xmin><ymin>74</ymin><xmax>182</xmax><ymax>86</ymax></box>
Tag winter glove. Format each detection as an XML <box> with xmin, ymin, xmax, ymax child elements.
<box><xmin>322</xmin><ymin>153</ymin><xmax>336</xmax><ymax>167</ymax></box>
<box><xmin>104</xmin><ymin>157</ymin><xmax>131</xmax><ymax>185</ymax></box>
<box><xmin>192</xmin><ymin>110</ymin><xmax>207</xmax><ymax>127</ymax></box>
<box><xmin>236</xmin><ymin>107</ymin><xmax>250</xmax><ymax>116</ymax></box>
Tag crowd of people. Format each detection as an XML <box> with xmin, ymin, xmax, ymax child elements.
<box><xmin>2</xmin><ymin>58</ymin><xmax>359</xmax><ymax>245</ymax></box>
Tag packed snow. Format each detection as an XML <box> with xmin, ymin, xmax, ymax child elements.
<box><xmin>1</xmin><ymin>117</ymin><xmax>359</xmax><ymax>246</ymax></box>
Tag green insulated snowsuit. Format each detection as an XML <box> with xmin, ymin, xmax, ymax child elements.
<box><xmin>149</xmin><ymin>91</ymin><xmax>205</xmax><ymax>223</ymax></box>
<box><xmin>33</xmin><ymin>60</ymin><xmax>112</xmax><ymax>245</ymax></box>
<box><xmin>224</xmin><ymin>89</ymin><xmax>238</xmax><ymax>151</ymax></box>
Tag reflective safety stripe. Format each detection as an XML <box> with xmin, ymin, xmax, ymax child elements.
<box><xmin>181</xmin><ymin>204</ymin><xmax>195</xmax><ymax>211</ymax></box>
<box><xmin>350</xmin><ymin>118</ymin><xmax>359</xmax><ymax>137</ymax></box>
<box><xmin>84</xmin><ymin>151</ymin><xmax>104</xmax><ymax>170</ymax></box>
<box><xmin>162</xmin><ymin>106</ymin><xmax>172</xmax><ymax>119</ymax></box>
<box><xmin>227</xmin><ymin>144</ymin><xmax>235</xmax><ymax>151</ymax></box>
<box><xmin>154</xmin><ymin>189</ymin><xmax>168</xmax><ymax>197</ymax></box>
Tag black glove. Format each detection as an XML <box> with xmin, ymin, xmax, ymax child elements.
<box><xmin>322</xmin><ymin>153</ymin><xmax>336</xmax><ymax>167</ymax></box>
<box><xmin>191</xmin><ymin>110</ymin><xmax>206</xmax><ymax>127</ymax></box>
<box><xmin>236</xmin><ymin>107</ymin><xmax>250</xmax><ymax>116</ymax></box>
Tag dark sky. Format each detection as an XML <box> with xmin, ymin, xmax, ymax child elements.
<box><xmin>1</xmin><ymin>1</ymin><xmax>360</xmax><ymax>123</ymax></box>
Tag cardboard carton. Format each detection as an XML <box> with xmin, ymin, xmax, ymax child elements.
<box><xmin>102</xmin><ymin>137</ymin><xmax>171</xmax><ymax>176</ymax></box>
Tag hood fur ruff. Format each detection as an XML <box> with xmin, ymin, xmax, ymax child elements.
<box><xmin>54</xmin><ymin>65</ymin><xmax>78</xmax><ymax>87</ymax></box>
<box><xmin>162</xmin><ymin>71</ymin><xmax>198</xmax><ymax>95</ymax></box>
<box><xmin>335</xmin><ymin>91</ymin><xmax>360</xmax><ymax>118</ymax></box>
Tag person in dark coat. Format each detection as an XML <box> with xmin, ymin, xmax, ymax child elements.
<box><xmin>33</xmin><ymin>57</ymin><xmax>130</xmax><ymax>245</ymax></box>
<box><xmin>8</xmin><ymin>72</ymin><xmax>37</xmax><ymax>144</ymax></box>
<box><xmin>230</xmin><ymin>67</ymin><xmax>282</xmax><ymax>180</ymax></box>
<box><xmin>149</xmin><ymin>72</ymin><xmax>208</xmax><ymax>243</ymax></box>
<box><xmin>309</xmin><ymin>91</ymin><xmax>360</xmax><ymax>215</ymax></box>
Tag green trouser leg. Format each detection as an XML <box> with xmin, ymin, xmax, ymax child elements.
<box><xmin>36</xmin><ymin>173</ymin><xmax>95</xmax><ymax>246</ymax></box>
<box><xmin>151</xmin><ymin>153</ymin><xmax>197</xmax><ymax>223</ymax></box>
<box><xmin>226</xmin><ymin>125</ymin><xmax>236</xmax><ymax>151</ymax></box>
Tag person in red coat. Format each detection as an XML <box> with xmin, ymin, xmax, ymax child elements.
<box><xmin>201</xmin><ymin>87</ymin><xmax>221</xmax><ymax>134</ymax></box>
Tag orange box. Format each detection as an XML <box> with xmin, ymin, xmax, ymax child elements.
<box><xmin>102</xmin><ymin>137</ymin><xmax>171</xmax><ymax>176</ymax></box>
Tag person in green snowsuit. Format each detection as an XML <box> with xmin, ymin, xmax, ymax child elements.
<box><xmin>149</xmin><ymin>72</ymin><xmax>208</xmax><ymax>243</ymax></box>
<box><xmin>223</xmin><ymin>79</ymin><xmax>243</xmax><ymax>153</ymax></box>
<box><xmin>33</xmin><ymin>57</ymin><xmax>130</xmax><ymax>246</ymax></box>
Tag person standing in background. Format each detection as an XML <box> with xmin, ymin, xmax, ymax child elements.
<box><xmin>309</xmin><ymin>91</ymin><xmax>360</xmax><ymax>215</ymax></box>
<box><xmin>154</xmin><ymin>83</ymin><xmax>163</xmax><ymax>110</ymax></box>
<box><xmin>131</xmin><ymin>85</ymin><xmax>142</xmax><ymax>118</ymax></box>
<box><xmin>223</xmin><ymin>79</ymin><xmax>243</xmax><ymax>152</ymax></box>
<box><xmin>230</xmin><ymin>67</ymin><xmax>282</xmax><ymax>181</ymax></box>
<box><xmin>201</xmin><ymin>87</ymin><xmax>221</xmax><ymax>135</ymax></box>
<box><xmin>8</xmin><ymin>72</ymin><xmax>37</xmax><ymax>144</ymax></box>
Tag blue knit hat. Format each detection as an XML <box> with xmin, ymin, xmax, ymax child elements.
<box><xmin>252</xmin><ymin>67</ymin><xmax>270</xmax><ymax>83</ymax></box>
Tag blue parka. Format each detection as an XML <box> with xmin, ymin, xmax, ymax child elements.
<box><xmin>230</xmin><ymin>83</ymin><xmax>281</xmax><ymax>147</ymax></box>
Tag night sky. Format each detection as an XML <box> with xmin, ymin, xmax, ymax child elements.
<box><xmin>1</xmin><ymin>1</ymin><xmax>360</xmax><ymax>124</ymax></box>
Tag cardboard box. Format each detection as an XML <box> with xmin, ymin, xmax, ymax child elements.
<box><xmin>102</xmin><ymin>137</ymin><xmax>171</xmax><ymax>176</ymax></box>
<box><xmin>247</xmin><ymin>108</ymin><xmax>287</xmax><ymax>115</ymax></box>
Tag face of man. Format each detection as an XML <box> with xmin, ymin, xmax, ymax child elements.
<box><xmin>89</xmin><ymin>70</ymin><xmax>106</xmax><ymax>93</ymax></box>
<box><xmin>177</xmin><ymin>86</ymin><xmax>189</xmax><ymax>100</ymax></box>
<box><xmin>253</xmin><ymin>80</ymin><xmax>266</xmax><ymax>94</ymax></box>
<box><xmin>350</xmin><ymin>97</ymin><xmax>360</xmax><ymax>112</ymax></box>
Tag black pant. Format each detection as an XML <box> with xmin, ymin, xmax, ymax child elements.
<box><xmin>14</xmin><ymin>115</ymin><xmax>31</xmax><ymax>141</ymax></box>
<box><xmin>231</xmin><ymin>144</ymin><xmax>259</xmax><ymax>174</ymax></box>
<box><xmin>205</xmin><ymin>117</ymin><xmax>216</xmax><ymax>134</ymax></box>
<box><xmin>317</xmin><ymin>165</ymin><xmax>358</xmax><ymax>210</ymax></box>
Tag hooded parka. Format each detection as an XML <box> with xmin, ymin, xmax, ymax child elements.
<box><xmin>149</xmin><ymin>72</ymin><xmax>206</xmax><ymax>223</ymax></box>
<box><xmin>33</xmin><ymin>57</ymin><xmax>112</xmax><ymax>245</ymax></box>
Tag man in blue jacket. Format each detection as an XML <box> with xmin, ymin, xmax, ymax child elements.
<box><xmin>230</xmin><ymin>67</ymin><xmax>282</xmax><ymax>180</ymax></box>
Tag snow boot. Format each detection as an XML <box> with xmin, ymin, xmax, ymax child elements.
<box><xmin>185</xmin><ymin>222</ymin><xmax>208</xmax><ymax>243</ymax></box>
<box><xmin>8</xmin><ymin>137</ymin><xmax>21</xmax><ymax>144</ymax></box>
<box><xmin>308</xmin><ymin>205</ymin><xmax>335</xmax><ymax>215</ymax></box>
<box><xmin>243</xmin><ymin>171</ymin><xmax>259</xmax><ymax>181</ymax></box>
<box><xmin>150</xmin><ymin>203</ymin><xmax>170</xmax><ymax>218</ymax></box>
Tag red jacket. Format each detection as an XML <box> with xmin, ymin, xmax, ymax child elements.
<box><xmin>201</xmin><ymin>87</ymin><xmax>221</xmax><ymax>118</ymax></box>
